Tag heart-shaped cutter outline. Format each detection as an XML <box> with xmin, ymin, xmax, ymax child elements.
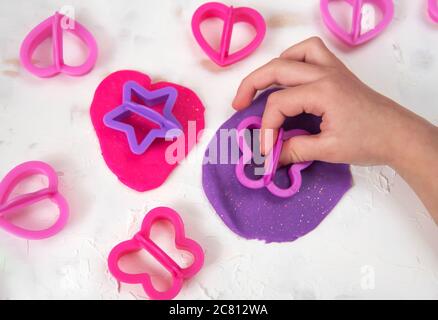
<box><xmin>191</xmin><ymin>1</ymin><xmax>266</xmax><ymax>67</ymax></box>
<box><xmin>107</xmin><ymin>207</ymin><xmax>204</xmax><ymax>300</ymax></box>
<box><xmin>20</xmin><ymin>12</ymin><xmax>98</xmax><ymax>78</ymax></box>
<box><xmin>0</xmin><ymin>161</ymin><xmax>69</xmax><ymax>240</ymax></box>
<box><xmin>235</xmin><ymin>116</ymin><xmax>314</xmax><ymax>198</ymax></box>
<box><xmin>320</xmin><ymin>0</ymin><xmax>394</xmax><ymax>46</ymax></box>
<box><xmin>429</xmin><ymin>0</ymin><xmax>438</xmax><ymax>22</ymax></box>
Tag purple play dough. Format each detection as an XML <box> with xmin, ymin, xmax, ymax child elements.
<box><xmin>202</xmin><ymin>89</ymin><xmax>353</xmax><ymax>243</ymax></box>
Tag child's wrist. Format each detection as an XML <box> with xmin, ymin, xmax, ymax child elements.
<box><xmin>387</xmin><ymin>111</ymin><xmax>438</xmax><ymax>174</ymax></box>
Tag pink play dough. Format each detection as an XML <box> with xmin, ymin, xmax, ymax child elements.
<box><xmin>90</xmin><ymin>70</ymin><xmax>205</xmax><ymax>192</ymax></box>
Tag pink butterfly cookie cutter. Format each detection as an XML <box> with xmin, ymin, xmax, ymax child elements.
<box><xmin>320</xmin><ymin>0</ymin><xmax>394</xmax><ymax>46</ymax></box>
<box><xmin>235</xmin><ymin>116</ymin><xmax>314</xmax><ymax>198</ymax></box>
<box><xmin>20</xmin><ymin>12</ymin><xmax>98</xmax><ymax>78</ymax></box>
<box><xmin>191</xmin><ymin>1</ymin><xmax>266</xmax><ymax>67</ymax></box>
<box><xmin>0</xmin><ymin>161</ymin><xmax>69</xmax><ymax>240</ymax></box>
<box><xmin>429</xmin><ymin>0</ymin><xmax>438</xmax><ymax>22</ymax></box>
<box><xmin>108</xmin><ymin>207</ymin><xmax>204</xmax><ymax>300</ymax></box>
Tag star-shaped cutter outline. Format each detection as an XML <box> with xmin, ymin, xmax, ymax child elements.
<box><xmin>103</xmin><ymin>81</ymin><xmax>183</xmax><ymax>155</ymax></box>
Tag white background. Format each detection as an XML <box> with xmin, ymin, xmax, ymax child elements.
<box><xmin>0</xmin><ymin>0</ymin><xmax>438</xmax><ymax>300</ymax></box>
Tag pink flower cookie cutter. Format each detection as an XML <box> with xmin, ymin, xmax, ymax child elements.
<box><xmin>0</xmin><ymin>161</ymin><xmax>69</xmax><ymax>240</ymax></box>
<box><xmin>320</xmin><ymin>0</ymin><xmax>394</xmax><ymax>46</ymax></box>
<box><xmin>20</xmin><ymin>12</ymin><xmax>98</xmax><ymax>78</ymax></box>
<box><xmin>235</xmin><ymin>116</ymin><xmax>314</xmax><ymax>198</ymax></box>
<box><xmin>191</xmin><ymin>1</ymin><xmax>266</xmax><ymax>67</ymax></box>
<box><xmin>108</xmin><ymin>207</ymin><xmax>204</xmax><ymax>300</ymax></box>
<box><xmin>429</xmin><ymin>0</ymin><xmax>438</xmax><ymax>22</ymax></box>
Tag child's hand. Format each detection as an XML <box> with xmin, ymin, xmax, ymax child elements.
<box><xmin>232</xmin><ymin>37</ymin><xmax>432</xmax><ymax>166</ymax></box>
<box><xmin>232</xmin><ymin>37</ymin><xmax>438</xmax><ymax>218</ymax></box>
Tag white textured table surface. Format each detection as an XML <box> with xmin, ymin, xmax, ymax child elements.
<box><xmin>1</xmin><ymin>0</ymin><xmax>438</xmax><ymax>300</ymax></box>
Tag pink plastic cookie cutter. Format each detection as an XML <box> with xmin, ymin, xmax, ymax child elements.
<box><xmin>235</xmin><ymin>116</ymin><xmax>314</xmax><ymax>198</ymax></box>
<box><xmin>191</xmin><ymin>1</ymin><xmax>266</xmax><ymax>67</ymax></box>
<box><xmin>429</xmin><ymin>0</ymin><xmax>438</xmax><ymax>22</ymax></box>
<box><xmin>320</xmin><ymin>0</ymin><xmax>394</xmax><ymax>46</ymax></box>
<box><xmin>20</xmin><ymin>12</ymin><xmax>98</xmax><ymax>78</ymax></box>
<box><xmin>108</xmin><ymin>207</ymin><xmax>204</xmax><ymax>300</ymax></box>
<box><xmin>0</xmin><ymin>161</ymin><xmax>69</xmax><ymax>240</ymax></box>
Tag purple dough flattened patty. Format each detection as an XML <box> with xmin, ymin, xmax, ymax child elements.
<box><xmin>202</xmin><ymin>89</ymin><xmax>353</xmax><ymax>243</ymax></box>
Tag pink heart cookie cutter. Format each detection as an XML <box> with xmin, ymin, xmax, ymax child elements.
<box><xmin>20</xmin><ymin>12</ymin><xmax>98</xmax><ymax>78</ymax></box>
<box><xmin>191</xmin><ymin>1</ymin><xmax>266</xmax><ymax>67</ymax></box>
<box><xmin>235</xmin><ymin>116</ymin><xmax>314</xmax><ymax>198</ymax></box>
<box><xmin>429</xmin><ymin>0</ymin><xmax>438</xmax><ymax>22</ymax></box>
<box><xmin>320</xmin><ymin>0</ymin><xmax>394</xmax><ymax>46</ymax></box>
<box><xmin>107</xmin><ymin>207</ymin><xmax>204</xmax><ymax>300</ymax></box>
<box><xmin>0</xmin><ymin>161</ymin><xmax>69</xmax><ymax>240</ymax></box>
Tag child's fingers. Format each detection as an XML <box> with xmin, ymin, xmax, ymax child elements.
<box><xmin>280</xmin><ymin>37</ymin><xmax>342</xmax><ymax>67</ymax></box>
<box><xmin>260</xmin><ymin>85</ymin><xmax>324</xmax><ymax>155</ymax></box>
<box><xmin>279</xmin><ymin>134</ymin><xmax>325</xmax><ymax>164</ymax></box>
<box><xmin>232</xmin><ymin>59</ymin><xmax>327</xmax><ymax>110</ymax></box>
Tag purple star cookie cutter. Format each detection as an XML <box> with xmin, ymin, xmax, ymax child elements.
<box><xmin>103</xmin><ymin>81</ymin><xmax>183</xmax><ymax>155</ymax></box>
<box><xmin>235</xmin><ymin>116</ymin><xmax>314</xmax><ymax>198</ymax></box>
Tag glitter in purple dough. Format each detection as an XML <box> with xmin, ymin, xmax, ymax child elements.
<box><xmin>202</xmin><ymin>89</ymin><xmax>353</xmax><ymax>243</ymax></box>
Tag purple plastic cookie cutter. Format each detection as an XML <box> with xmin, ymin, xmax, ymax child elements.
<box><xmin>103</xmin><ymin>81</ymin><xmax>183</xmax><ymax>155</ymax></box>
<box><xmin>320</xmin><ymin>0</ymin><xmax>394</xmax><ymax>46</ymax></box>
<box><xmin>235</xmin><ymin>116</ymin><xmax>314</xmax><ymax>198</ymax></box>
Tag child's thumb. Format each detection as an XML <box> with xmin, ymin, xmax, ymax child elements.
<box><xmin>279</xmin><ymin>134</ymin><xmax>322</xmax><ymax>165</ymax></box>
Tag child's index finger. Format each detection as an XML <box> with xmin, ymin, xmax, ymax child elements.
<box><xmin>233</xmin><ymin>59</ymin><xmax>326</xmax><ymax>110</ymax></box>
